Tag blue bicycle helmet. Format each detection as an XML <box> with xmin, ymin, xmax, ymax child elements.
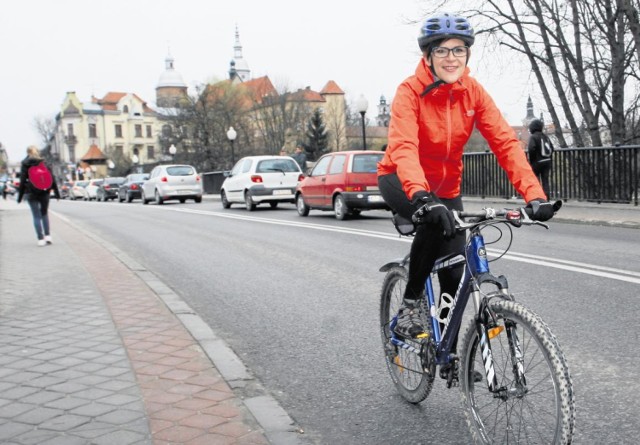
<box><xmin>418</xmin><ymin>13</ymin><xmax>475</xmax><ymax>50</ymax></box>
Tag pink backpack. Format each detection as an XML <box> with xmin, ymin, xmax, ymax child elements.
<box><xmin>28</xmin><ymin>162</ymin><xmax>53</xmax><ymax>191</ymax></box>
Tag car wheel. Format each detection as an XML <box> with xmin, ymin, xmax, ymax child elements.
<box><xmin>270</xmin><ymin>202</ymin><xmax>278</xmax><ymax>209</ymax></box>
<box><xmin>244</xmin><ymin>191</ymin><xmax>256</xmax><ymax>211</ymax></box>
<box><xmin>194</xmin><ymin>196</ymin><xmax>202</xmax><ymax>203</ymax></box>
<box><xmin>118</xmin><ymin>194</ymin><xmax>124</xmax><ymax>203</ymax></box>
<box><xmin>179</xmin><ymin>198</ymin><xmax>186</xmax><ymax>203</ymax></box>
<box><xmin>334</xmin><ymin>194</ymin><xmax>348</xmax><ymax>220</ymax></box>
<box><xmin>126</xmin><ymin>193</ymin><xmax>133</xmax><ymax>203</ymax></box>
<box><xmin>142</xmin><ymin>190</ymin><xmax>149</xmax><ymax>205</ymax></box>
<box><xmin>296</xmin><ymin>194</ymin><xmax>310</xmax><ymax>216</ymax></box>
<box><xmin>155</xmin><ymin>190</ymin><xmax>164</xmax><ymax>205</ymax></box>
<box><xmin>221</xmin><ymin>191</ymin><xmax>231</xmax><ymax>209</ymax></box>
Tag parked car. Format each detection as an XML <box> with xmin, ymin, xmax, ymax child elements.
<box><xmin>220</xmin><ymin>155</ymin><xmax>304</xmax><ymax>211</ymax></box>
<box><xmin>295</xmin><ymin>150</ymin><xmax>389</xmax><ymax>220</ymax></box>
<box><xmin>69</xmin><ymin>180</ymin><xmax>89</xmax><ymax>200</ymax></box>
<box><xmin>83</xmin><ymin>179</ymin><xmax>104</xmax><ymax>201</ymax></box>
<box><xmin>58</xmin><ymin>181</ymin><xmax>73</xmax><ymax>199</ymax></box>
<box><xmin>117</xmin><ymin>173</ymin><xmax>149</xmax><ymax>203</ymax></box>
<box><xmin>96</xmin><ymin>177</ymin><xmax>126</xmax><ymax>201</ymax></box>
<box><xmin>141</xmin><ymin>164</ymin><xmax>202</xmax><ymax>205</ymax></box>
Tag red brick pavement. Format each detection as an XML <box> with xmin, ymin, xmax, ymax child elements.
<box><xmin>58</xmin><ymin>220</ymin><xmax>269</xmax><ymax>445</ymax></box>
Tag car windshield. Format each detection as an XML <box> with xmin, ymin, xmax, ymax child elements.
<box><xmin>257</xmin><ymin>159</ymin><xmax>299</xmax><ymax>173</ymax></box>
<box><xmin>352</xmin><ymin>153</ymin><xmax>383</xmax><ymax>173</ymax></box>
<box><xmin>166</xmin><ymin>166</ymin><xmax>195</xmax><ymax>176</ymax></box>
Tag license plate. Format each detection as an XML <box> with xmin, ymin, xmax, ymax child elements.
<box><xmin>273</xmin><ymin>189</ymin><xmax>290</xmax><ymax>195</ymax></box>
<box><xmin>368</xmin><ymin>195</ymin><xmax>384</xmax><ymax>202</ymax></box>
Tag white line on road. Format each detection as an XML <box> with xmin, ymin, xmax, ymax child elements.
<box><xmin>164</xmin><ymin>207</ymin><xmax>640</xmax><ymax>285</ymax></box>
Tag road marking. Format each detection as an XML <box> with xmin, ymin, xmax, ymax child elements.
<box><xmin>151</xmin><ymin>206</ymin><xmax>640</xmax><ymax>285</ymax></box>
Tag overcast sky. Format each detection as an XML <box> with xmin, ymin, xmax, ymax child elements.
<box><xmin>1</xmin><ymin>0</ymin><xmax>536</xmax><ymax>163</ymax></box>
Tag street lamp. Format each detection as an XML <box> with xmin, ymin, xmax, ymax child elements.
<box><xmin>355</xmin><ymin>94</ymin><xmax>369</xmax><ymax>150</ymax></box>
<box><xmin>132</xmin><ymin>154</ymin><xmax>140</xmax><ymax>173</ymax></box>
<box><xmin>226</xmin><ymin>126</ymin><xmax>237</xmax><ymax>168</ymax></box>
<box><xmin>169</xmin><ymin>144</ymin><xmax>177</xmax><ymax>162</ymax></box>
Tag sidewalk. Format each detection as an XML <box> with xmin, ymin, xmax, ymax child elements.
<box><xmin>0</xmin><ymin>198</ymin><xmax>306</xmax><ymax>445</ymax></box>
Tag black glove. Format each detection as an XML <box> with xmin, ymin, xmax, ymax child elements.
<box><xmin>411</xmin><ymin>191</ymin><xmax>456</xmax><ymax>237</ymax></box>
<box><xmin>526</xmin><ymin>198</ymin><xmax>555</xmax><ymax>221</ymax></box>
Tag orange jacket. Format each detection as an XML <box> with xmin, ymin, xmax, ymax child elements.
<box><xmin>378</xmin><ymin>58</ymin><xmax>546</xmax><ymax>202</ymax></box>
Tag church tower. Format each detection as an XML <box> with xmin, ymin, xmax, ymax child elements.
<box><xmin>376</xmin><ymin>95</ymin><xmax>390</xmax><ymax>127</ymax></box>
<box><xmin>156</xmin><ymin>53</ymin><xmax>188</xmax><ymax>108</ymax></box>
<box><xmin>229</xmin><ymin>26</ymin><xmax>251</xmax><ymax>83</ymax></box>
<box><xmin>522</xmin><ymin>95</ymin><xmax>536</xmax><ymax>127</ymax></box>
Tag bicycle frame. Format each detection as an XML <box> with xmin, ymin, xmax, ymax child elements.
<box><xmin>389</xmin><ymin>222</ymin><xmax>515</xmax><ymax>391</ymax></box>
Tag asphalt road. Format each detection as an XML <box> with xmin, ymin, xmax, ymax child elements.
<box><xmin>54</xmin><ymin>198</ymin><xmax>640</xmax><ymax>444</ymax></box>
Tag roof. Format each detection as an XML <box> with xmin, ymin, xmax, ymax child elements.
<box><xmin>289</xmin><ymin>87</ymin><xmax>325</xmax><ymax>103</ymax></box>
<box><xmin>320</xmin><ymin>80</ymin><xmax>344</xmax><ymax>95</ymax></box>
<box><xmin>96</xmin><ymin>92</ymin><xmax>155</xmax><ymax>113</ymax></box>
<box><xmin>240</xmin><ymin>76</ymin><xmax>278</xmax><ymax>103</ymax></box>
<box><xmin>81</xmin><ymin>144</ymin><xmax>107</xmax><ymax>161</ymax></box>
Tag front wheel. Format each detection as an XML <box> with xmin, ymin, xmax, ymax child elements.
<box><xmin>380</xmin><ymin>266</ymin><xmax>434</xmax><ymax>404</ymax></box>
<box><xmin>459</xmin><ymin>298</ymin><xmax>575</xmax><ymax>444</ymax></box>
<box><xmin>221</xmin><ymin>191</ymin><xmax>231</xmax><ymax>209</ymax></box>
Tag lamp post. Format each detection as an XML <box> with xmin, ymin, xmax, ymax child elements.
<box><xmin>132</xmin><ymin>154</ymin><xmax>140</xmax><ymax>173</ymax></box>
<box><xmin>355</xmin><ymin>94</ymin><xmax>369</xmax><ymax>150</ymax></box>
<box><xmin>226</xmin><ymin>126</ymin><xmax>237</xmax><ymax>168</ymax></box>
<box><xmin>169</xmin><ymin>144</ymin><xmax>177</xmax><ymax>162</ymax></box>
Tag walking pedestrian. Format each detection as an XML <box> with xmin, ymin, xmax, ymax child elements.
<box><xmin>291</xmin><ymin>146</ymin><xmax>307</xmax><ymax>173</ymax></box>
<box><xmin>17</xmin><ymin>145</ymin><xmax>60</xmax><ymax>246</ymax></box>
<box><xmin>527</xmin><ymin>118</ymin><xmax>554</xmax><ymax>198</ymax></box>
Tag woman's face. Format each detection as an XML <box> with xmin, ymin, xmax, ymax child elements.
<box><xmin>425</xmin><ymin>38</ymin><xmax>469</xmax><ymax>84</ymax></box>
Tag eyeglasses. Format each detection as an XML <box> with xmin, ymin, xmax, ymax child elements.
<box><xmin>431</xmin><ymin>46</ymin><xmax>469</xmax><ymax>58</ymax></box>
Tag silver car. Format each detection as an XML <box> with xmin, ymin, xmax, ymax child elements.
<box><xmin>141</xmin><ymin>164</ymin><xmax>203</xmax><ymax>205</ymax></box>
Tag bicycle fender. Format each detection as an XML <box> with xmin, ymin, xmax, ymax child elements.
<box><xmin>379</xmin><ymin>253</ymin><xmax>410</xmax><ymax>272</ymax></box>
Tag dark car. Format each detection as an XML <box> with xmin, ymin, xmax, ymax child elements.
<box><xmin>295</xmin><ymin>150</ymin><xmax>390</xmax><ymax>220</ymax></box>
<box><xmin>117</xmin><ymin>173</ymin><xmax>149</xmax><ymax>203</ymax></box>
<box><xmin>96</xmin><ymin>177</ymin><xmax>126</xmax><ymax>201</ymax></box>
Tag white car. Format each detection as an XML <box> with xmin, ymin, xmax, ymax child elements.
<box><xmin>141</xmin><ymin>164</ymin><xmax>203</xmax><ymax>205</ymax></box>
<box><xmin>220</xmin><ymin>156</ymin><xmax>304</xmax><ymax>211</ymax></box>
<box><xmin>83</xmin><ymin>179</ymin><xmax>104</xmax><ymax>201</ymax></box>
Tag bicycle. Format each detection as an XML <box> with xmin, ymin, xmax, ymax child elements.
<box><xmin>380</xmin><ymin>202</ymin><xmax>575</xmax><ymax>444</ymax></box>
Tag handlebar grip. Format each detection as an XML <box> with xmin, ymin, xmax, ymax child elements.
<box><xmin>523</xmin><ymin>199</ymin><xmax>563</xmax><ymax>218</ymax></box>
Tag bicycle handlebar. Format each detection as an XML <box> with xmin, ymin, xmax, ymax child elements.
<box><xmin>454</xmin><ymin>200</ymin><xmax>563</xmax><ymax>231</ymax></box>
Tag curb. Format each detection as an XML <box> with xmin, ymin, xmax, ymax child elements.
<box><xmin>53</xmin><ymin>211</ymin><xmax>309</xmax><ymax>445</ymax></box>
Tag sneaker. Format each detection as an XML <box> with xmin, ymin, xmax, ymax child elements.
<box><xmin>44</xmin><ymin>235</ymin><xmax>52</xmax><ymax>244</ymax></box>
<box><xmin>394</xmin><ymin>299</ymin><xmax>427</xmax><ymax>339</ymax></box>
<box><xmin>37</xmin><ymin>239</ymin><xmax>46</xmax><ymax>247</ymax></box>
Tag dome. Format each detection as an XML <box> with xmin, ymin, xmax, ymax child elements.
<box><xmin>157</xmin><ymin>55</ymin><xmax>187</xmax><ymax>88</ymax></box>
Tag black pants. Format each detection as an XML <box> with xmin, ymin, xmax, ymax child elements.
<box><xmin>379</xmin><ymin>173</ymin><xmax>465</xmax><ymax>303</ymax></box>
<box><xmin>532</xmin><ymin>161</ymin><xmax>552</xmax><ymax>199</ymax></box>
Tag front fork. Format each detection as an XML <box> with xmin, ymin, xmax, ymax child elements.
<box><xmin>471</xmin><ymin>280</ymin><xmax>527</xmax><ymax>397</ymax></box>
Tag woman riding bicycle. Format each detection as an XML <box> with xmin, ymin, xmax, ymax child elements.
<box><xmin>378</xmin><ymin>12</ymin><xmax>556</xmax><ymax>343</ymax></box>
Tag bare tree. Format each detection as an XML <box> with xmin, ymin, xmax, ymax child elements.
<box><xmin>32</xmin><ymin>116</ymin><xmax>56</xmax><ymax>149</ymax></box>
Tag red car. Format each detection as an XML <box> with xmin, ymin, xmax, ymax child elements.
<box><xmin>295</xmin><ymin>150</ymin><xmax>390</xmax><ymax>220</ymax></box>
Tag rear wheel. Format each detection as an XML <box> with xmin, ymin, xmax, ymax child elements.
<box><xmin>334</xmin><ymin>194</ymin><xmax>348</xmax><ymax>220</ymax></box>
<box><xmin>296</xmin><ymin>194</ymin><xmax>309</xmax><ymax>216</ymax></box>
<box><xmin>141</xmin><ymin>191</ymin><xmax>149</xmax><ymax>205</ymax></box>
<box><xmin>460</xmin><ymin>299</ymin><xmax>575</xmax><ymax>444</ymax></box>
<box><xmin>155</xmin><ymin>190</ymin><xmax>164</xmax><ymax>205</ymax></box>
<box><xmin>245</xmin><ymin>191</ymin><xmax>256</xmax><ymax>211</ymax></box>
<box><xmin>270</xmin><ymin>202</ymin><xmax>278</xmax><ymax>209</ymax></box>
<box><xmin>194</xmin><ymin>196</ymin><xmax>202</xmax><ymax>203</ymax></box>
<box><xmin>126</xmin><ymin>192</ymin><xmax>133</xmax><ymax>203</ymax></box>
<box><xmin>221</xmin><ymin>191</ymin><xmax>231</xmax><ymax>209</ymax></box>
<box><xmin>380</xmin><ymin>266</ymin><xmax>434</xmax><ymax>403</ymax></box>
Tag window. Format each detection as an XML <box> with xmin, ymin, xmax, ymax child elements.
<box><xmin>115</xmin><ymin>124</ymin><xmax>123</xmax><ymax>138</ymax></box>
<box><xmin>147</xmin><ymin>145</ymin><xmax>155</xmax><ymax>159</ymax></box>
<box><xmin>352</xmin><ymin>153</ymin><xmax>383</xmax><ymax>173</ymax></box>
<box><xmin>88</xmin><ymin>123</ymin><xmax>97</xmax><ymax>138</ymax></box>
<box><xmin>310</xmin><ymin>155</ymin><xmax>331</xmax><ymax>176</ymax></box>
<box><xmin>329</xmin><ymin>155</ymin><xmax>346</xmax><ymax>175</ymax></box>
<box><xmin>146</xmin><ymin>125</ymin><xmax>152</xmax><ymax>138</ymax></box>
<box><xmin>115</xmin><ymin>145</ymin><xmax>123</xmax><ymax>156</ymax></box>
<box><xmin>135</xmin><ymin>124</ymin><xmax>142</xmax><ymax>138</ymax></box>
<box><xmin>67</xmin><ymin>123</ymin><xmax>74</xmax><ymax>136</ymax></box>
<box><xmin>123</xmin><ymin>105</ymin><xmax>129</xmax><ymax>113</ymax></box>
<box><xmin>162</xmin><ymin>124</ymin><xmax>172</xmax><ymax>138</ymax></box>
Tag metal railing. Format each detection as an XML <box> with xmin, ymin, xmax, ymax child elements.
<box><xmin>462</xmin><ymin>145</ymin><xmax>640</xmax><ymax>205</ymax></box>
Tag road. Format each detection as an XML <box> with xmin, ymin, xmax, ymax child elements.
<box><xmin>53</xmin><ymin>198</ymin><xmax>640</xmax><ymax>444</ymax></box>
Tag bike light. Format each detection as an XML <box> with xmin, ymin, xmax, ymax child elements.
<box><xmin>487</xmin><ymin>326</ymin><xmax>504</xmax><ymax>339</ymax></box>
<box><xmin>251</xmin><ymin>175</ymin><xmax>263</xmax><ymax>183</ymax></box>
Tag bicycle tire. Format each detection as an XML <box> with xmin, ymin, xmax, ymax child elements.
<box><xmin>380</xmin><ymin>266</ymin><xmax>434</xmax><ymax>403</ymax></box>
<box><xmin>459</xmin><ymin>298</ymin><xmax>575</xmax><ymax>444</ymax></box>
